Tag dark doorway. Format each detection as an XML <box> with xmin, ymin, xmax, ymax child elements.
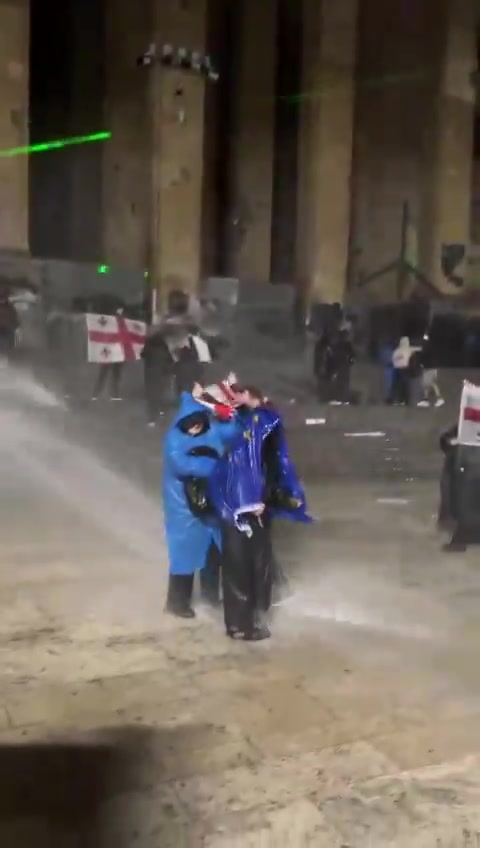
<box><xmin>29</xmin><ymin>0</ymin><xmax>71</xmax><ymax>258</ymax></box>
<box><xmin>29</xmin><ymin>0</ymin><xmax>104</xmax><ymax>261</ymax></box>
<box><xmin>270</xmin><ymin>0</ymin><xmax>302</xmax><ymax>283</ymax></box>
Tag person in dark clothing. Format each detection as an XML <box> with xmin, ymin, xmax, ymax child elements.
<box><xmin>438</xmin><ymin>424</ymin><xmax>458</xmax><ymax>533</ymax></box>
<box><xmin>141</xmin><ymin>326</ymin><xmax>175</xmax><ymax>425</ymax></box>
<box><xmin>199</xmin><ymin>542</ymin><xmax>223</xmax><ymax>607</ymax></box>
<box><xmin>221</xmin><ymin>512</ymin><xmax>272</xmax><ymax>638</ymax></box>
<box><xmin>379</xmin><ymin>340</ymin><xmax>395</xmax><ymax>404</ymax></box>
<box><xmin>174</xmin><ymin>339</ymin><xmax>204</xmax><ymax>397</ymax></box>
<box><xmin>208</xmin><ymin>397</ymin><xmax>310</xmax><ymax>640</ymax></box>
<box><xmin>0</xmin><ymin>295</ymin><xmax>18</xmax><ymax>358</ymax></box>
<box><xmin>406</xmin><ymin>347</ymin><xmax>424</xmax><ymax>406</ymax></box>
<box><xmin>313</xmin><ymin>332</ymin><xmax>332</xmax><ymax>401</ymax></box>
<box><xmin>315</xmin><ymin>329</ymin><xmax>355</xmax><ymax>404</ymax></box>
<box><xmin>440</xmin><ymin>425</ymin><xmax>480</xmax><ymax>553</ymax></box>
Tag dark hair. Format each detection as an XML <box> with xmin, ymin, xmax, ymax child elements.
<box><xmin>236</xmin><ymin>384</ymin><xmax>264</xmax><ymax>401</ymax></box>
<box><xmin>177</xmin><ymin>411</ymin><xmax>210</xmax><ymax>434</ymax></box>
<box><xmin>201</xmin><ymin>392</ymin><xmax>219</xmax><ymax>405</ymax></box>
<box><xmin>167</xmin><ymin>289</ymin><xmax>189</xmax><ymax>316</ymax></box>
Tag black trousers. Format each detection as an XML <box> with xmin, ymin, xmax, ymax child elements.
<box><xmin>438</xmin><ymin>455</ymin><xmax>456</xmax><ymax>528</ymax></box>
<box><xmin>199</xmin><ymin>535</ymin><xmax>283</xmax><ymax>608</ymax></box>
<box><xmin>200</xmin><ymin>542</ymin><xmax>222</xmax><ymax>605</ymax></box>
<box><xmin>173</xmin><ymin>360</ymin><xmax>204</xmax><ymax>397</ymax></box>
<box><xmin>166</xmin><ymin>573</ymin><xmax>194</xmax><ymax>612</ymax></box>
<box><xmin>317</xmin><ymin>368</ymin><xmax>351</xmax><ymax>403</ymax></box>
<box><xmin>445</xmin><ymin>448</ymin><xmax>480</xmax><ymax>546</ymax></box>
<box><xmin>222</xmin><ymin>517</ymin><xmax>272</xmax><ymax>635</ymax></box>
<box><xmin>144</xmin><ymin>363</ymin><xmax>169</xmax><ymax>422</ymax></box>
<box><xmin>93</xmin><ymin>363</ymin><xmax>123</xmax><ymax>398</ymax></box>
<box><xmin>390</xmin><ymin>369</ymin><xmax>410</xmax><ymax>405</ymax></box>
<box><xmin>0</xmin><ymin>328</ymin><xmax>15</xmax><ymax>357</ymax></box>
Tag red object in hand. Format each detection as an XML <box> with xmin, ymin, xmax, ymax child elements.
<box><xmin>214</xmin><ymin>403</ymin><xmax>235</xmax><ymax>421</ymax></box>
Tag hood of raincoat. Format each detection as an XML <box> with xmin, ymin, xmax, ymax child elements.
<box><xmin>172</xmin><ymin>392</ymin><xmax>211</xmax><ymax>428</ymax></box>
<box><xmin>207</xmin><ymin>405</ymin><xmax>311</xmax><ymax>529</ymax></box>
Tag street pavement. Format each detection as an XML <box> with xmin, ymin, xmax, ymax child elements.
<box><xmin>1</xmin><ymin>366</ymin><xmax>480</xmax><ymax>846</ymax></box>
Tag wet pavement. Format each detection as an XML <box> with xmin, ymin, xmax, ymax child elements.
<box><xmin>1</xmin><ymin>367</ymin><xmax>480</xmax><ymax>846</ymax></box>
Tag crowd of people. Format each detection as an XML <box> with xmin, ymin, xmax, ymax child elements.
<box><xmin>162</xmin><ymin>376</ymin><xmax>311</xmax><ymax>640</ymax></box>
<box><xmin>313</xmin><ymin>319</ymin><xmax>444</xmax><ymax>408</ymax></box>
<box><xmin>385</xmin><ymin>335</ymin><xmax>444</xmax><ymax>407</ymax></box>
<box><xmin>88</xmin><ymin>289</ymin><xmax>222</xmax><ymax>421</ymax></box>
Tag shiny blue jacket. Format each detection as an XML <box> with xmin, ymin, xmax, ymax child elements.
<box><xmin>162</xmin><ymin>393</ymin><xmax>240</xmax><ymax>575</ymax></box>
<box><xmin>207</xmin><ymin>405</ymin><xmax>311</xmax><ymax>528</ymax></box>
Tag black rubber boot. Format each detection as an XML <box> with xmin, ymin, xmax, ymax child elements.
<box><xmin>442</xmin><ymin>539</ymin><xmax>467</xmax><ymax>553</ymax></box>
<box><xmin>165</xmin><ymin>574</ymin><xmax>195</xmax><ymax>618</ymax></box>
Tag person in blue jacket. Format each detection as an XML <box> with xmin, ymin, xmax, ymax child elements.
<box><xmin>379</xmin><ymin>338</ymin><xmax>395</xmax><ymax>403</ymax></box>
<box><xmin>207</xmin><ymin>388</ymin><xmax>311</xmax><ymax>641</ymax></box>
<box><xmin>162</xmin><ymin>391</ymin><xmax>240</xmax><ymax>618</ymax></box>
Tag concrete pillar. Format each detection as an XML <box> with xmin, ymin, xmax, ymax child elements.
<box><xmin>226</xmin><ymin>0</ymin><xmax>276</xmax><ymax>281</ymax></box>
<box><xmin>296</xmin><ymin>0</ymin><xmax>358</xmax><ymax>305</ymax></box>
<box><xmin>103</xmin><ymin>0</ymin><xmax>151</xmax><ymax>269</ymax></box>
<box><xmin>0</xmin><ymin>0</ymin><xmax>29</xmax><ymax>252</ymax></box>
<box><xmin>150</xmin><ymin>0</ymin><xmax>207</xmax><ymax>297</ymax></box>
<box><xmin>420</xmin><ymin>0</ymin><xmax>476</xmax><ymax>292</ymax></box>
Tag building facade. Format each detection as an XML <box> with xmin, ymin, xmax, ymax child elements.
<box><xmin>0</xmin><ymin>0</ymin><xmax>478</xmax><ymax>304</ymax></box>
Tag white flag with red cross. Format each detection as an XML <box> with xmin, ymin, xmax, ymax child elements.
<box><xmin>86</xmin><ymin>314</ymin><xmax>146</xmax><ymax>364</ymax></box>
<box><xmin>458</xmin><ymin>380</ymin><xmax>480</xmax><ymax>447</ymax></box>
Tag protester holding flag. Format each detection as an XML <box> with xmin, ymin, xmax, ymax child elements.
<box><xmin>87</xmin><ymin>307</ymin><xmax>146</xmax><ymax>401</ymax></box>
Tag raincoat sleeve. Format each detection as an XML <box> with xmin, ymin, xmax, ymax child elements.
<box><xmin>165</xmin><ymin>430</ymin><xmax>218</xmax><ymax>479</ymax></box>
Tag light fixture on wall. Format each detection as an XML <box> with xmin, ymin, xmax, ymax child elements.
<box><xmin>136</xmin><ymin>43</ymin><xmax>219</xmax><ymax>82</ymax></box>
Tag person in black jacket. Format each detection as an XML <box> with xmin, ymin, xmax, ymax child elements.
<box><xmin>141</xmin><ymin>326</ymin><xmax>175</xmax><ymax>426</ymax></box>
<box><xmin>438</xmin><ymin>427</ymin><xmax>480</xmax><ymax>553</ymax></box>
<box><xmin>0</xmin><ymin>293</ymin><xmax>18</xmax><ymax>358</ymax></box>
<box><xmin>314</xmin><ymin>329</ymin><xmax>355</xmax><ymax>404</ymax></box>
<box><xmin>438</xmin><ymin>424</ymin><xmax>458</xmax><ymax>533</ymax></box>
<box><xmin>439</xmin><ymin>424</ymin><xmax>480</xmax><ymax>553</ymax></box>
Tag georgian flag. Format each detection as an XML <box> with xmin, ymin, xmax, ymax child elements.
<box><xmin>86</xmin><ymin>314</ymin><xmax>146</xmax><ymax>363</ymax></box>
<box><xmin>458</xmin><ymin>380</ymin><xmax>480</xmax><ymax>446</ymax></box>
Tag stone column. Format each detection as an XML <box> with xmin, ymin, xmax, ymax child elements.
<box><xmin>0</xmin><ymin>0</ymin><xmax>29</xmax><ymax>252</ymax></box>
<box><xmin>103</xmin><ymin>0</ymin><xmax>151</xmax><ymax>269</ymax></box>
<box><xmin>296</xmin><ymin>0</ymin><xmax>358</xmax><ymax>305</ymax></box>
<box><xmin>150</xmin><ymin>0</ymin><xmax>207</xmax><ymax>297</ymax></box>
<box><xmin>226</xmin><ymin>0</ymin><xmax>277</xmax><ymax>281</ymax></box>
<box><xmin>420</xmin><ymin>0</ymin><xmax>476</xmax><ymax>292</ymax></box>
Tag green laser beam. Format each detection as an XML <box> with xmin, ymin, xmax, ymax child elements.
<box><xmin>278</xmin><ymin>69</ymin><xmax>433</xmax><ymax>102</ymax></box>
<box><xmin>0</xmin><ymin>131</ymin><xmax>112</xmax><ymax>158</ymax></box>
<box><xmin>0</xmin><ymin>68</ymin><xmax>438</xmax><ymax>159</ymax></box>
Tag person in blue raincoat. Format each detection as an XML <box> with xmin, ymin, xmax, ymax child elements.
<box><xmin>207</xmin><ymin>388</ymin><xmax>311</xmax><ymax>641</ymax></box>
<box><xmin>162</xmin><ymin>391</ymin><xmax>240</xmax><ymax>618</ymax></box>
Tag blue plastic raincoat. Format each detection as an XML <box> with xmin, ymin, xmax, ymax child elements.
<box><xmin>162</xmin><ymin>393</ymin><xmax>240</xmax><ymax>575</ymax></box>
<box><xmin>207</xmin><ymin>405</ymin><xmax>311</xmax><ymax>528</ymax></box>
